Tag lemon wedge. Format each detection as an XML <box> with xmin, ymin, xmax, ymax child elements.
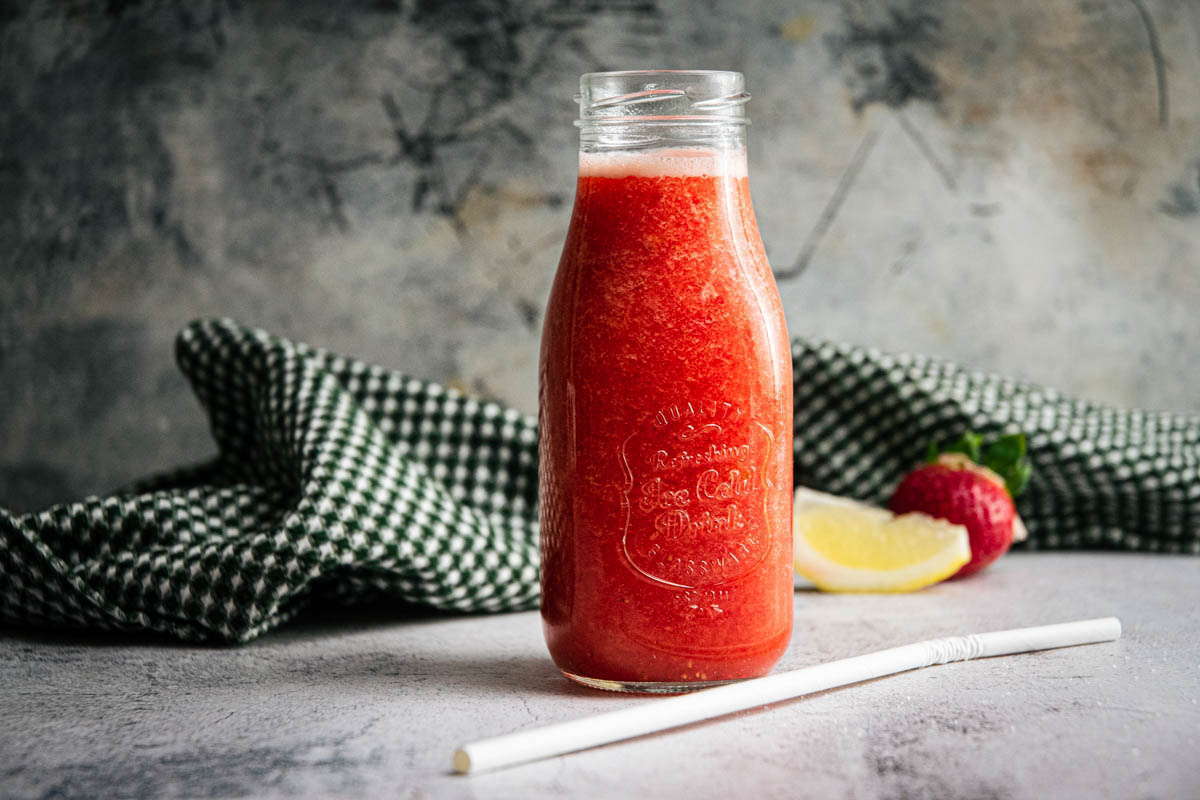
<box><xmin>793</xmin><ymin>487</ymin><xmax>970</xmax><ymax>592</ymax></box>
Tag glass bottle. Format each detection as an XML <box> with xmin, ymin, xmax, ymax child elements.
<box><xmin>539</xmin><ymin>70</ymin><xmax>793</xmax><ymax>692</ymax></box>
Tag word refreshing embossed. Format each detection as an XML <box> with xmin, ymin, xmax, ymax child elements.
<box><xmin>652</xmin><ymin>442</ymin><xmax>752</xmax><ymax>471</ymax></box>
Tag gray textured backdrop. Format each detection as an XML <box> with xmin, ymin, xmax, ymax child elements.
<box><xmin>2</xmin><ymin>0</ymin><xmax>1198</xmax><ymax>512</ymax></box>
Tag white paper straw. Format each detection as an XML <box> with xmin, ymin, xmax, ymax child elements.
<box><xmin>453</xmin><ymin>616</ymin><xmax>1120</xmax><ymax>774</ymax></box>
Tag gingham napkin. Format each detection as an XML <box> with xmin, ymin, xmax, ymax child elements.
<box><xmin>1</xmin><ymin>319</ymin><xmax>1196</xmax><ymax>642</ymax></box>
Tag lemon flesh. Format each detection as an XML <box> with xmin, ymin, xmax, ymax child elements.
<box><xmin>794</xmin><ymin>488</ymin><xmax>970</xmax><ymax>593</ymax></box>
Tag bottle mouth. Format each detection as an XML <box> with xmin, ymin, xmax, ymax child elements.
<box><xmin>576</xmin><ymin>69</ymin><xmax>750</xmax><ymax>126</ymax></box>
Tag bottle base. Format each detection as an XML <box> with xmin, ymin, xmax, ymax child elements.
<box><xmin>562</xmin><ymin>670</ymin><xmax>742</xmax><ymax>694</ymax></box>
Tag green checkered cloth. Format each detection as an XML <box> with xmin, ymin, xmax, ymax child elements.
<box><xmin>1</xmin><ymin>320</ymin><xmax>1196</xmax><ymax>642</ymax></box>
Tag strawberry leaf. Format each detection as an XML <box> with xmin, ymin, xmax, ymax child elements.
<box><xmin>926</xmin><ymin>431</ymin><xmax>1033</xmax><ymax>496</ymax></box>
<box><xmin>935</xmin><ymin>432</ymin><xmax>982</xmax><ymax>463</ymax></box>
<box><xmin>981</xmin><ymin>434</ymin><xmax>1031</xmax><ymax>496</ymax></box>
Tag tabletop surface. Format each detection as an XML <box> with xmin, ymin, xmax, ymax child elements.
<box><xmin>2</xmin><ymin>552</ymin><xmax>1197</xmax><ymax>799</ymax></box>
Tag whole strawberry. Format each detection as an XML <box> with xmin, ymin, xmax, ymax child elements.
<box><xmin>888</xmin><ymin>433</ymin><xmax>1032</xmax><ymax>578</ymax></box>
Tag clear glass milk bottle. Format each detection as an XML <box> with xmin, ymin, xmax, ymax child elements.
<box><xmin>539</xmin><ymin>70</ymin><xmax>793</xmax><ymax>692</ymax></box>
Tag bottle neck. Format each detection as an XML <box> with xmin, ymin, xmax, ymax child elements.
<box><xmin>577</xmin><ymin>120</ymin><xmax>747</xmax><ymax>154</ymax></box>
<box><xmin>575</xmin><ymin>122</ymin><xmax>751</xmax><ymax>198</ymax></box>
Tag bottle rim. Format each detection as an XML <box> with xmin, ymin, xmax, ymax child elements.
<box><xmin>577</xmin><ymin>70</ymin><xmax>750</xmax><ymax>127</ymax></box>
<box><xmin>579</xmin><ymin>68</ymin><xmax>739</xmax><ymax>79</ymax></box>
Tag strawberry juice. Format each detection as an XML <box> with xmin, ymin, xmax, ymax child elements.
<box><xmin>538</xmin><ymin>71</ymin><xmax>794</xmax><ymax>692</ymax></box>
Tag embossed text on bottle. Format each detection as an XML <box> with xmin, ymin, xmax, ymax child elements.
<box><xmin>619</xmin><ymin>400</ymin><xmax>775</xmax><ymax>588</ymax></box>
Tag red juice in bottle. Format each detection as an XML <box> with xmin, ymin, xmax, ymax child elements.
<box><xmin>539</xmin><ymin>71</ymin><xmax>793</xmax><ymax>692</ymax></box>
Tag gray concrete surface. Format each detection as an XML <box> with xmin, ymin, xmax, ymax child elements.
<box><xmin>1</xmin><ymin>552</ymin><xmax>1196</xmax><ymax>799</ymax></box>
<box><xmin>4</xmin><ymin>1</ymin><xmax>1200</xmax><ymax>512</ymax></box>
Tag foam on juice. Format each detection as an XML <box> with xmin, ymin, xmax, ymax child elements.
<box><xmin>579</xmin><ymin>148</ymin><xmax>748</xmax><ymax>179</ymax></box>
